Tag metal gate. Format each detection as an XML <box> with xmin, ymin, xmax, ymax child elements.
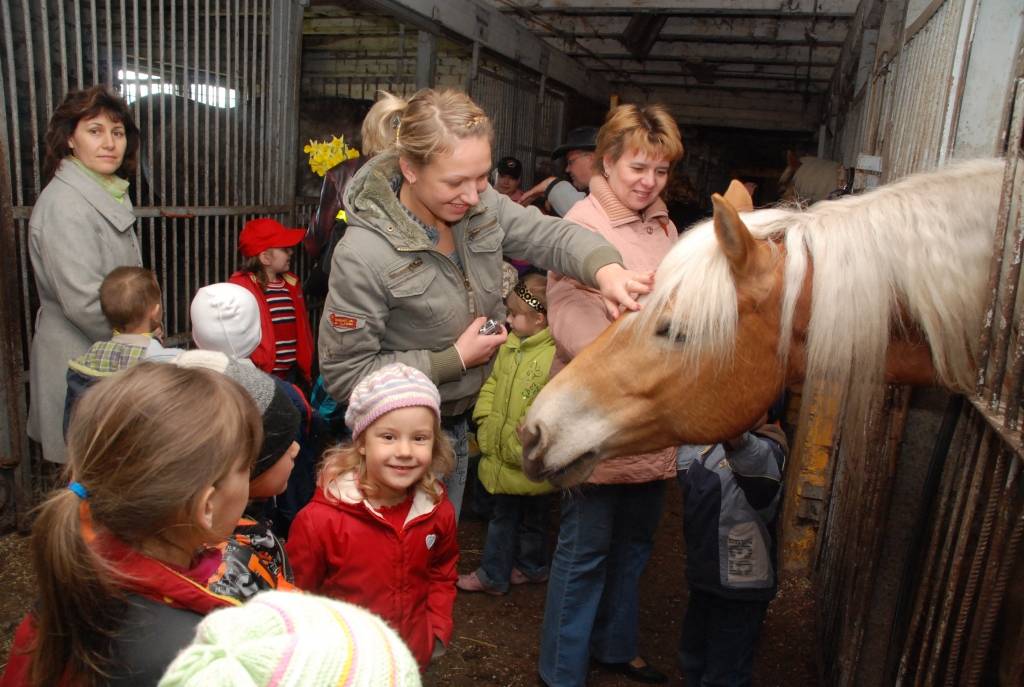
<box><xmin>0</xmin><ymin>0</ymin><xmax>304</xmax><ymax>530</ymax></box>
<box><xmin>472</xmin><ymin>67</ymin><xmax>565</xmax><ymax>187</ymax></box>
<box><xmin>814</xmin><ymin>0</ymin><xmax>1024</xmax><ymax>683</ymax></box>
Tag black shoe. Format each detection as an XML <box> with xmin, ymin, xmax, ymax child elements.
<box><xmin>595</xmin><ymin>658</ymin><xmax>668</xmax><ymax>684</ymax></box>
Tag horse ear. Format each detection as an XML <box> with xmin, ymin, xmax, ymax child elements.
<box><xmin>786</xmin><ymin>149</ymin><xmax>800</xmax><ymax>169</ymax></box>
<box><xmin>723</xmin><ymin>180</ymin><xmax>754</xmax><ymax>213</ymax></box>
<box><xmin>712</xmin><ymin>193</ymin><xmax>757</xmax><ymax>277</ymax></box>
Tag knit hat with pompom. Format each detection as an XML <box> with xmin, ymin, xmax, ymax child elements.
<box><xmin>157</xmin><ymin>591</ymin><xmax>422</xmax><ymax>687</ymax></box>
<box><xmin>344</xmin><ymin>363</ymin><xmax>440</xmax><ymax>439</ymax></box>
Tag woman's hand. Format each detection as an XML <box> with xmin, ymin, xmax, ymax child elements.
<box><xmin>519</xmin><ymin>176</ymin><xmax>557</xmax><ymax>206</ymax></box>
<box><xmin>595</xmin><ymin>263</ymin><xmax>654</xmax><ymax>319</ymax></box>
<box><xmin>454</xmin><ymin>316</ymin><xmax>508</xmax><ymax>369</ymax></box>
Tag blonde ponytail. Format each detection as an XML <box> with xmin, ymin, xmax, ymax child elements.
<box><xmin>27</xmin><ymin>363</ymin><xmax>263</xmax><ymax>686</ymax></box>
<box><xmin>362</xmin><ymin>88</ymin><xmax>493</xmax><ymax>166</ymax></box>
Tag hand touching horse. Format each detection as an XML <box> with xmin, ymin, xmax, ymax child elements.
<box><xmin>522</xmin><ymin>159</ymin><xmax>1002</xmax><ymax>486</ymax></box>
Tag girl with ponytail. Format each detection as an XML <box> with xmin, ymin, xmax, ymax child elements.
<box><xmin>1</xmin><ymin>363</ymin><xmax>262</xmax><ymax>687</ymax></box>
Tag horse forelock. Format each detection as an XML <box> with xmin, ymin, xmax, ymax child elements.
<box><xmin>634</xmin><ymin>158</ymin><xmax>1002</xmax><ymax>410</ymax></box>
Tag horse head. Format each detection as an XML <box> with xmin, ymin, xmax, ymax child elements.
<box><xmin>522</xmin><ymin>181</ymin><xmax>791</xmax><ymax>486</ymax></box>
<box><xmin>523</xmin><ymin>160</ymin><xmax>1002</xmax><ymax>487</ymax></box>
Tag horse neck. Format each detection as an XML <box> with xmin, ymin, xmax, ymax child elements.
<box><xmin>778</xmin><ymin>160</ymin><xmax>1001</xmax><ymax>394</ymax></box>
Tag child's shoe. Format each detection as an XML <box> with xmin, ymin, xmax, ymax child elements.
<box><xmin>510</xmin><ymin>567</ymin><xmax>549</xmax><ymax>585</ymax></box>
<box><xmin>456</xmin><ymin>571</ymin><xmax>505</xmax><ymax>596</ymax></box>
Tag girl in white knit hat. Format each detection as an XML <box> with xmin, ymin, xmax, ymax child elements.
<box><xmin>286</xmin><ymin>362</ymin><xmax>458</xmax><ymax>671</ymax></box>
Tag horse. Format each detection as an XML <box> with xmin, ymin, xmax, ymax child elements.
<box><xmin>778</xmin><ymin>150</ymin><xmax>847</xmax><ymax>204</ymax></box>
<box><xmin>521</xmin><ymin>159</ymin><xmax>1003</xmax><ymax>487</ymax></box>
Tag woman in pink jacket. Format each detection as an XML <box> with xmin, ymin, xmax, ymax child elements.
<box><xmin>539</xmin><ymin>104</ymin><xmax>684</xmax><ymax>687</ymax></box>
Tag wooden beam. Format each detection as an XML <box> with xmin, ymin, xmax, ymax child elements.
<box><xmin>529</xmin><ymin>15</ymin><xmax>851</xmax><ymax>44</ymax></box>
<box><xmin>353</xmin><ymin>0</ymin><xmax>609</xmax><ymax>95</ymax></box>
<box><xmin>494</xmin><ymin>0</ymin><xmax>859</xmax><ymax>16</ymax></box>
<box><xmin>416</xmin><ymin>30</ymin><xmax>437</xmax><ymax>88</ymax></box>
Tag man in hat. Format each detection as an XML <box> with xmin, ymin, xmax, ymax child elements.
<box><xmin>494</xmin><ymin>156</ymin><xmax>524</xmax><ymax>202</ymax></box>
<box><xmin>520</xmin><ymin>126</ymin><xmax>597</xmax><ymax>217</ymax></box>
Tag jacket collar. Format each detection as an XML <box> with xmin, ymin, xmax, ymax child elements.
<box><xmin>53</xmin><ymin>158</ymin><xmax>136</xmax><ymax>232</ymax></box>
<box><xmin>324</xmin><ymin>469</ymin><xmax>443</xmax><ymax>524</ymax></box>
<box><xmin>343</xmin><ymin>152</ymin><xmax>487</xmax><ymax>251</ymax></box>
<box><xmin>588</xmin><ymin>173</ymin><xmax>669</xmax><ymax>228</ymax></box>
<box><xmin>506</xmin><ymin>327</ymin><xmax>554</xmax><ymax>351</ymax></box>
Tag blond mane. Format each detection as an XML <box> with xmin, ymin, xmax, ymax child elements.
<box><xmin>635</xmin><ymin>159</ymin><xmax>1003</xmax><ymax>412</ymax></box>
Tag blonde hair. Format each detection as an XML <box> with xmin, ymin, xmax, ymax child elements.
<box><xmin>594</xmin><ymin>104</ymin><xmax>684</xmax><ymax>176</ymax></box>
<box><xmin>99</xmin><ymin>266</ymin><xmax>161</xmax><ymax>331</ymax></box>
<box><xmin>362</xmin><ymin>89</ymin><xmax>493</xmax><ymax>167</ymax></box>
<box><xmin>318</xmin><ymin>417</ymin><xmax>455</xmax><ymax>505</ymax></box>
<box><xmin>29</xmin><ymin>363</ymin><xmax>262</xmax><ymax>686</ymax></box>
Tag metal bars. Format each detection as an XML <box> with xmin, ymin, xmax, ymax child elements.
<box><xmin>815</xmin><ymin>5</ymin><xmax>1024</xmax><ymax>678</ymax></box>
<box><xmin>0</xmin><ymin>1</ymin><xmax>304</xmax><ymax>524</ymax></box>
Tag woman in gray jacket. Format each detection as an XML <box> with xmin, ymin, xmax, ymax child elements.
<box><xmin>320</xmin><ymin>88</ymin><xmax>652</xmax><ymax>519</ymax></box>
<box><xmin>28</xmin><ymin>86</ymin><xmax>143</xmax><ymax>463</ymax></box>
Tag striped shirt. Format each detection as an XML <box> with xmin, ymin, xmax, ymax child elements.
<box><xmin>265</xmin><ymin>279</ymin><xmax>299</xmax><ymax>376</ymax></box>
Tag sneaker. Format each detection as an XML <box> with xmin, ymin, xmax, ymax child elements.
<box><xmin>510</xmin><ymin>568</ymin><xmax>549</xmax><ymax>585</ymax></box>
<box><xmin>456</xmin><ymin>571</ymin><xmax>505</xmax><ymax>595</ymax></box>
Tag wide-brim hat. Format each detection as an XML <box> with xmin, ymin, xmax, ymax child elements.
<box><xmin>552</xmin><ymin>126</ymin><xmax>598</xmax><ymax>160</ymax></box>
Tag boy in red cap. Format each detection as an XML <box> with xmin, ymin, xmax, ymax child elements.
<box><xmin>229</xmin><ymin>218</ymin><xmax>314</xmax><ymax>387</ymax></box>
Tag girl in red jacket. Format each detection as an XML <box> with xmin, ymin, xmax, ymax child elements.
<box><xmin>287</xmin><ymin>362</ymin><xmax>458</xmax><ymax>670</ymax></box>
<box><xmin>228</xmin><ymin>217</ymin><xmax>314</xmax><ymax>388</ymax></box>
<box><xmin>1</xmin><ymin>363</ymin><xmax>261</xmax><ymax>687</ymax></box>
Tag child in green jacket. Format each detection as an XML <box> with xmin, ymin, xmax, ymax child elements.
<box><xmin>458</xmin><ymin>273</ymin><xmax>555</xmax><ymax>595</ymax></box>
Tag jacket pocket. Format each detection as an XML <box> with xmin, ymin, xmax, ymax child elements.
<box><xmin>465</xmin><ymin>226</ymin><xmax>504</xmax><ymax>298</ymax></box>
<box><xmin>384</xmin><ymin>259</ymin><xmax>455</xmax><ymax>325</ymax></box>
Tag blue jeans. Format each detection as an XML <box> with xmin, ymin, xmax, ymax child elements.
<box><xmin>679</xmin><ymin>589</ymin><xmax>768</xmax><ymax>687</ymax></box>
<box><xmin>442</xmin><ymin>415</ymin><xmax>469</xmax><ymax>521</ymax></box>
<box><xmin>538</xmin><ymin>480</ymin><xmax>666</xmax><ymax>687</ymax></box>
<box><xmin>476</xmin><ymin>493</ymin><xmax>550</xmax><ymax>592</ymax></box>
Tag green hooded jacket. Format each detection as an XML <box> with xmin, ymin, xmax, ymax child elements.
<box><xmin>473</xmin><ymin>328</ymin><xmax>556</xmax><ymax>496</ymax></box>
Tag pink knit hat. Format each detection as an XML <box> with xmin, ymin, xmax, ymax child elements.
<box><xmin>345</xmin><ymin>363</ymin><xmax>441</xmax><ymax>438</ymax></box>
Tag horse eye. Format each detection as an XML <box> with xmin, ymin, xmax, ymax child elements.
<box><xmin>654</xmin><ymin>321</ymin><xmax>686</xmax><ymax>344</ymax></box>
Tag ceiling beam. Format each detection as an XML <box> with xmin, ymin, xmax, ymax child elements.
<box><xmin>350</xmin><ymin>0</ymin><xmax>609</xmax><ymax>95</ymax></box>
<box><xmin>591</xmin><ymin>65</ymin><xmax>833</xmax><ymax>82</ymax></box>
<box><xmin>495</xmin><ymin>0</ymin><xmax>859</xmax><ymax>17</ymax></box>
<box><xmin>611</xmin><ymin>79</ymin><xmax>828</xmax><ymax>95</ymax></box>
<box><xmin>575</xmin><ymin>54</ymin><xmax>837</xmax><ymax>68</ymax></box>
<box><xmin>562</xmin><ymin>42</ymin><xmax>842</xmax><ymax>63</ymax></box>
<box><xmin>529</xmin><ymin>15</ymin><xmax>851</xmax><ymax>43</ymax></box>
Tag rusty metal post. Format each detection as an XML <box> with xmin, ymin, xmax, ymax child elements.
<box><xmin>0</xmin><ymin>133</ymin><xmax>30</xmax><ymax>532</ymax></box>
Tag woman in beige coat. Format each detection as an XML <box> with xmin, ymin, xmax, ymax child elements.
<box><xmin>28</xmin><ymin>86</ymin><xmax>142</xmax><ymax>463</ymax></box>
<box><xmin>539</xmin><ymin>104</ymin><xmax>684</xmax><ymax>687</ymax></box>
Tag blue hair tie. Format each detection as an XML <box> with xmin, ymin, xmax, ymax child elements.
<box><xmin>68</xmin><ymin>481</ymin><xmax>89</xmax><ymax>500</ymax></box>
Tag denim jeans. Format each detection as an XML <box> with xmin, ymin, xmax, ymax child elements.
<box><xmin>538</xmin><ymin>480</ymin><xmax>666</xmax><ymax>687</ymax></box>
<box><xmin>679</xmin><ymin>589</ymin><xmax>768</xmax><ymax>687</ymax></box>
<box><xmin>476</xmin><ymin>493</ymin><xmax>550</xmax><ymax>592</ymax></box>
<box><xmin>441</xmin><ymin>415</ymin><xmax>469</xmax><ymax>521</ymax></box>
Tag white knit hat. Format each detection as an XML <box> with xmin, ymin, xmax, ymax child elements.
<box><xmin>345</xmin><ymin>363</ymin><xmax>441</xmax><ymax>439</ymax></box>
<box><xmin>157</xmin><ymin>591</ymin><xmax>422</xmax><ymax>687</ymax></box>
<box><xmin>190</xmin><ymin>283</ymin><xmax>261</xmax><ymax>359</ymax></box>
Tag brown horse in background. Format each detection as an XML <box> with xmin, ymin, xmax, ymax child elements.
<box><xmin>521</xmin><ymin>159</ymin><xmax>1003</xmax><ymax>487</ymax></box>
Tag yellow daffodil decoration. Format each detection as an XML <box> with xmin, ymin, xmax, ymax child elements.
<box><xmin>304</xmin><ymin>135</ymin><xmax>361</xmax><ymax>177</ymax></box>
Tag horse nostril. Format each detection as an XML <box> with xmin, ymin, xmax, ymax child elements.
<box><xmin>518</xmin><ymin>418</ymin><xmax>548</xmax><ymax>463</ymax></box>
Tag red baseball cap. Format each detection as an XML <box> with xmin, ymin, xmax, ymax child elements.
<box><xmin>238</xmin><ymin>218</ymin><xmax>306</xmax><ymax>257</ymax></box>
